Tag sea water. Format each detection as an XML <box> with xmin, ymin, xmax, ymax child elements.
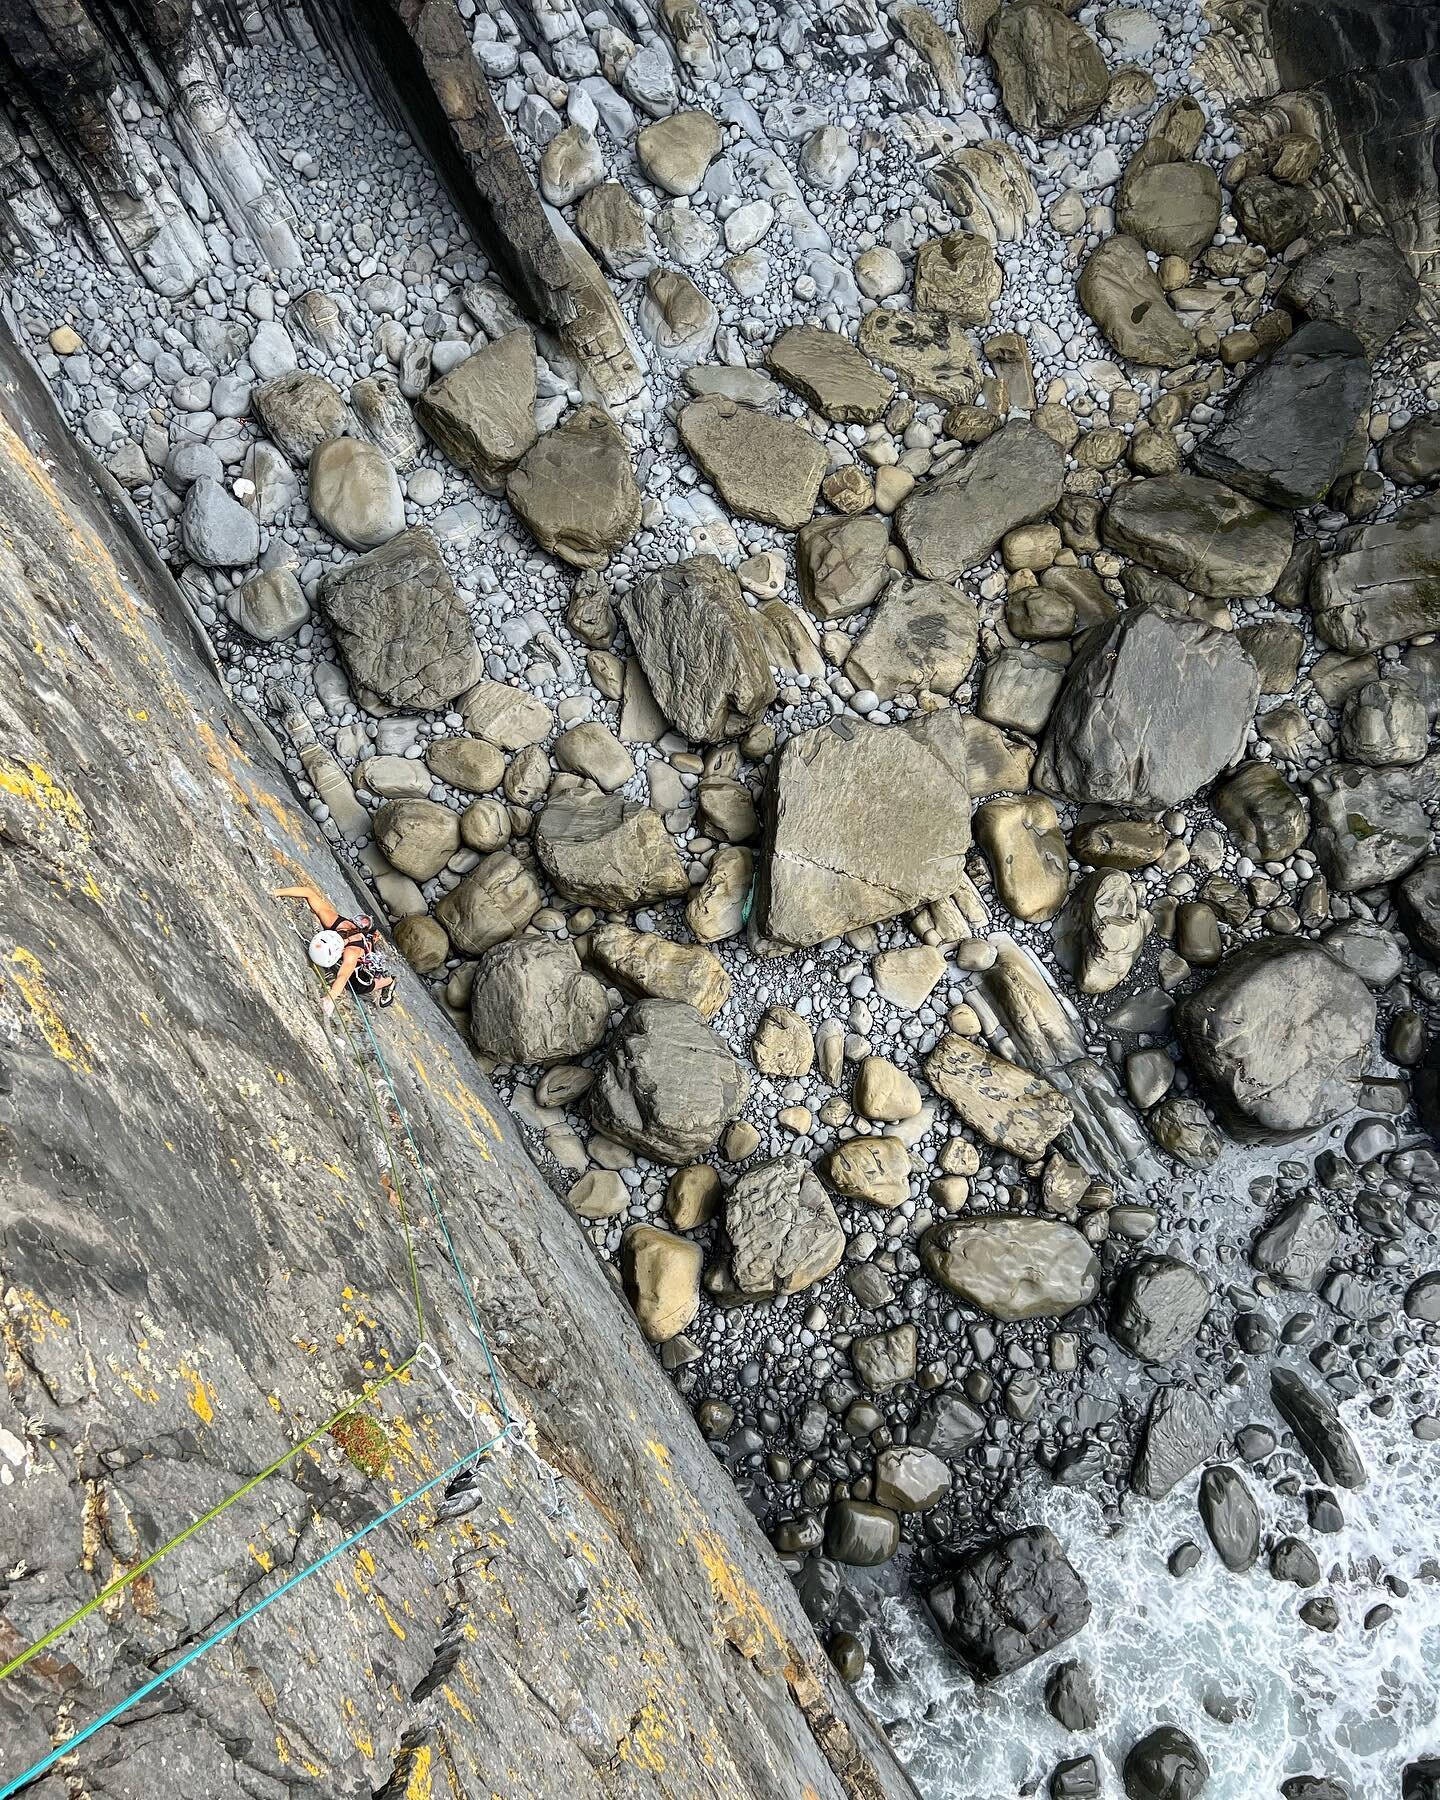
<box><xmin>862</xmin><ymin>1387</ymin><xmax>1440</xmax><ymax>1797</ymax></box>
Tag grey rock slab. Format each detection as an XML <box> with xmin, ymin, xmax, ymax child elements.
<box><xmin>1309</xmin><ymin>762</ymin><xmax>1431</xmax><ymax>892</ymax></box>
<box><xmin>1270</xmin><ymin>1367</ymin><xmax>1366</xmax><ymax>1490</ymax></box>
<box><xmin>797</xmin><ymin>512</ymin><xmax>893</xmax><ymax>620</ymax></box>
<box><xmin>986</xmin><ymin>1</ymin><xmax>1110</xmax><ymax>136</ymax></box>
<box><xmin>415</xmin><ymin>328</ymin><xmax>538</xmax><ymax>489</ymax></box>
<box><xmin>252</xmin><ymin>369</ymin><xmax>352</xmax><ymax>461</ymax></box>
<box><xmin>181</xmin><ymin>476</ymin><xmax>259</xmax><ymax>568</ymax></box>
<box><xmin>319</xmin><ymin>527</ymin><xmax>481</xmax><ymax>710</ymax></box>
<box><xmin>1109</xmin><ymin>1255</ymin><xmax>1209</xmax><ymax>1362</ymax></box>
<box><xmin>929</xmin><ymin>1525</ymin><xmax>1091</xmax><ymax>1682</ymax></box>
<box><xmin>1133</xmin><ymin>1386</ymin><xmax>1218</xmax><ymax>1499</ymax></box>
<box><xmin>858</xmin><ymin>306</ymin><xmax>982</xmax><ymax>405</ymax></box>
<box><xmin>1191</xmin><ymin>322</ymin><xmax>1371</xmax><ymax>510</ymax></box>
<box><xmin>506</xmin><ymin>404</ymin><xmax>641</xmax><ymax>569</ymax></box>
<box><xmin>896</xmin><ymin>421</ymin><xmax>1066</xmax><ymax>580</ymax></box>
<box><xmin>1311</xmin><ymin>491</ymin><xmax>1440</xmax><ymax>652</ymax></box>
<box><xmin>766</xmin><ymin>325</ymin><xmax>894</xmax><ymax>423</ymax></box>
<box><xmin>1103</xmin><ymin>474</ymin><xmax>1294</xmax><ymax>597</ymax></box>
<box><xmin>589</xmin><ymin>998</ymin><xmax>748</xmax><ymax>1164</ymax></box>
<box><xmin>1252</xmin><ymin>1197</ymin><xmax>1338</xmax><ymax>1291</ymax></box>
<box><xmin>677</xmin><ymin>397</ymin><xmax>827</xmax><ymax>530</ymax></box>
<box><xmin>758</xmin><ymin>715</ymin><xmax>972</xmax><ymax>947</ymax></box>
<box><xmin>1281</xmin><ymin>234</ymin><xmax>1420</xmax><ymax>358</ymax></box>
<box><xmin>924</xmin><ymin>1034</ymin><xmax>1072</xmax><ymax>1158</ymax></box>
<box><xmin>1198</xmin><ymin>1464</ymin><xmax>1261</xmax><ymax>1571</ymax></box>
<box><xmin>1079</xmin><ymin>235</ymin><xmax>1197</xmax><ymax>368</ymax></box>
<box><xmin>468</xmin><ymin>938</ymin><xmax>609</xmax><ymax>1065</ymax></box>
<box><xmin>1037</xmin><ymin>605</ymin><xmax>1259</xmax><ymax>810</ymax></box>
<box><xmin>911</xmin><ymin>1388</ymin><xmax>987</xmax><ymax>1457</ymax></box>
<box><xmin>534</xmin><ymin>788</ymin><xmax>689</xmax><ymax>909</ymax></box>
<box><xmin>433</xmin><ymin>851</ymin><xmax>542</xmax><ymax>954</ymax></box>
<box><xmin>845</xmin><ymin>574</ymin><xmax>980</xmax><ymax>700</ymax></box>
<box><xmin>921</xmin><ymin>1215</ymin><xmax>1098</xmax><ymax>1319</ymax></box>
<box><xmin>725</xmin><ymin>1156</ymin><xmax>845</xmax><ymax>1296</ymax></box>
<box><xmin>619</xmin><ymin>554</ymin><xmax>777</xmax><ymax>742</ymax></box>
<box><xmin>307</xmin><ymin>437</ymin><xmax>405</xmax><ymax>550</ymax></box>
<box><xmin>1177</xmin><ymin>939</ymin><xmax>1376</xmax><ymax>1134</ymax></box>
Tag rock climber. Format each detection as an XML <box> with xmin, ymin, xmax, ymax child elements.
<box><xmin>272</xmin><ymin>882</ymin><xmax>396</xmax><ymax>1015</ymax></box>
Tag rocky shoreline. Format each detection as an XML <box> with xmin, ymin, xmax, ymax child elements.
<box><xmin>6</xmin><ymin>0</ymin><xmax>1440</xmax><ymax>1792</ymax></box>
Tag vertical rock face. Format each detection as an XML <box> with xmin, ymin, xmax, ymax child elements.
<box><xmin>0</xmin><ymin>328</ymin><xmax>913</xmax><ymax>1799</ymax></box>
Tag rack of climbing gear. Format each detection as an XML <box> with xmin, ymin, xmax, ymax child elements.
<box><xmin>0</xmin><ymin>967</ymin><xmax>557</xmax><ymax>1798</ymax></box>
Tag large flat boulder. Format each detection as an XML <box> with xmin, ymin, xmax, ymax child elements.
<box><xmin>506</xmin><ymin>404</ymin><xmax>641</xmax><ymax>568</ymax></box>
<box><xmin>923</xmin><ymin>1034</ymin><xmax>1072</xmax><ymax>1158</ymax></box>
<box><xmin>415</xmin><ymin>328</ymin><xmax>538</xmax><ymax>489</ymax></box>
<box><xmin>677</xmin><ymin>397</ymin><xmax>826</xmax><ymax>529</ymax></box>
<box><xmin>986</xmin><ymin>2</ymin><xmax>1109</xmax><ymax>136</ymax></box>
<box><xmin>766</xmin><ymin>325</ymin><xmax>893</xmax><ymax>423</ymax></box>
<box><xmin>1281</xmin><ymin>234</ymin><xmax>1420</xmax><ymax>358</ymax></box>
<box><xmin>757</xmin><ymin>715</ymin><xmax>972</xmax><ymax>947</ymax></box>
<box><xmin>1036</xmin><ymin>604</ymin><xmax>1259</xmax><ymax>810</ymax></box>
<box><xmin>1191</xmin><ymin>322</ymin><xmax>1371</xmax><ymax>510</ymax></box>
<box><xmin>725</xmin><ymin>1157</ymin><xmax>846</xmax><ymax>1296</ymax></box>
<box><xmin>921</xmin><ymin>1216</ymin><xmax>1098</xmax><ymax>1320</ymax></box>
<box><xmin>1177</xmin><ymin>939</ymin><xmax>1376</xmax><ymax>1134</ymax></box>
<box><xmin>896</xmin><ymin>421</ymin><xmax>1065</xmax><ymax>580</ymax></box>
<box><xmin>534</xmin><ymin>789</ymin><xmax>689</xmax><ymax>908</ymax></box>
<box><xmin>1311</xmin><ymin>491</ymin><xmax>1440</xmax><ymax>651</ymax></box>
<box><xmin>619</xmin><ymin>555</ymin><xmax>776</xmax><ymax>741</ymax></box>
<box><xmin>589</xmin><ymin>999</ymin><xmax>749</xmax><ymax>1163</ymax></box>
<box><xmin>318</xmin><ymin>527</ymin><xmax>481</xmax><ymax>709</ymax></box>
<box><xmin>1102</xmin><ymin>474</ymin><xmax>1294</xmax><ymax>597</ymax></box>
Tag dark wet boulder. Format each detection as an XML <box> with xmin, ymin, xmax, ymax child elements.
<box><xmin>1281</xmin><ymin>235</ymin><xmax>1420</xmax><ymax>358</ymax></box>
<box><xmin>929</xmin><ymin>1525</ymin><xmax>1090</xmax><ymax>1682</ymax></box>
<box><xmin>1036</xmin><ymin>605</ymin><xmax>1259</xmax><ymax>811</ymax></box>
<box><xmin>1123</xmin><ymin>1725</ymin><xmax>1209</xmax><ymax>1799</ymax></box>
<box><xmin>1197</xmin><ymin>1463</ymin><xmax>1261</xmax><ymax>1571</ymax></box>
<box><xmin>1282</xmin><ymin>1777</ymin><xmax>1349</xmax><ymax>1800</ymax></box>
<box><xmin>1252</xmin><ymin>1198</ymin><xmax>1339</xmax><ymax>1292</ymax></box>
<box><xmin>1404</xmin><ymin>1758</ymin><xmax>1440</xmax><ymax>1800</ymax></box>
<box><xmin>1177</xmin><ymin>940</ymin><xmax>1375</xmax><ymax>1134</ymax></box>
<box><xmin>1311</xmin><ymin>491</ymin><xmax>1440</xmax><ymax>652</ymax></box>
<box><xmin>1271</xmin><ymin>1536</ymin><xmax>1322</xmax><ymax>1588</ymax></box>
<box><xmin>1381</xmin><ymin>414</ymin><xmax>1440</xmax><ymax>487</ymax></box>
<box><xmin>1191</xmin><ymin>322</ymin><xmax>1370</xmax><ymax>510</ymax></box>
<box><xmin>1399</xmin><ymin>858</ymin><xmax>1440</xmax><ymax>961</ymax></box>
<box><xmin>1052</xmin><ymin>1754</ymin><xmax>1101</xmax><ymax>1799</ymax></box>
<box><xmin>1134</xmin><ymin>1386</ymin><xmax>1218</xmax><ymax>1499</ymax></box>
<box><xmin>824</xmin><ymin>1499</ymin><xmax>901</xmax><ymax>1566</ymax></box>
<box><xmin>1270</xmin><ymin>1367</ymin><xmax>1366</xmax><ymax>1490</ymax></box>
<box><xmin>911</xmin><ymin>1388</ymin><xmax>987</xmax><ymax>1458</ymax></box>
<box><xmin>1046</xmin><ymin>1658</ymin><xmax>1101</xmax><ymax>1731</ymax></box>
<box><xmin>1110</xmin><ymin>1256</ymin><xmax>1209</xmax><ymax>1363</ymax></box>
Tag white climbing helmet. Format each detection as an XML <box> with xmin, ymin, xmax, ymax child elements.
<box><xmin>308</xmin><ymin>929</ymin><xmax>345</xmax><ymax>970</ymax></box>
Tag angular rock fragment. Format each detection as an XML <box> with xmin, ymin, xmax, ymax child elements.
<box><xmin>350</xmin><ymin>372</ymin><xmax>420</xmax><ymax>468</ymax></box>
<box><xmin>974</xmin><ymin>793</ymin><xmax>1068</xmax><ymax>923</ymax></box>
<box><xmin>506</xmin><ymin>405</ymin><xmax>641</xmax><ymax>568</ymax></box>
<box><xmin>921</xmin><ymin>1216</ymin><xmax>1098</xmax><ymax>1319</ymax></box>
<box><xmin>619</xmin><ymin>555</ymin><xmax>777</xmax><ymax>741</ymax></box>
<box><xmin>896</xmin><ymin>422</ymin><xmax>1066</xmax><ymax>580</ymax></box>
<box><xmin>726</xmin><ymin>1156</ymin><xmax>845</xmax><ymax>1296</ymax></box>
<box><xmin>1038</xmin><ymin>605</ymin><xmax>1257</xmax><ymax>810</ymax></box>
<box><xmin>415</xmin><ymin>328</ymin><xmax>538</xmax><ymax>489</ymax></box>
<box><xmin>924</xmin><ymin>1035</ymin><xmax>1072</xmax><ymax>1158</ymax></box>
<box><xmin>986</xmin><ymin>2</ymin><xmax>1109</xmax><ymax>136</ymax></box>
<box><xmin>319</xmin><ymin>528</ymin><xmax>481</xmax><ymax>709</ymax></box>
<box><xmin>858</xmin><ymin>307</ymin><xmax>982</xmax><ymax>405</ymax></box>
<box><xmin>1177</xmin><ymin>940</ymin><xmax>1375</xmax><ymax>1134</ymax></box>
<box><xmin>758</xmin><ymin>716</ymin><xmax>972</xmax><ymax>947</ymax></box>
<box><xmin>845</xmin><ymin>575</ymin><xmax>980</xmax><ymax>700</ymax></box>
<box><xmin>1070</xmin><ymin>869</ymin><xmax>1145</xmax><ymax>995</ymax></box>
<box><xmin>1133</xmin><ymin>1386</ymin><xmax>1218</xmax><ymax>1499</ymax></box>
<box><xmin>929</xmin><ymin>139</ymin><xmax>1039</xmax><ymax>243</ymax></box>
<box><xmin>914</xmin><ymin>230</ymin><xmax>1003</xmax><ymax>326</ymax></box>
<box><xmin>469</xmin><ymin>938</ymin><xmax>609</xmax><ymax>1065</ymax></box>
<box><xmin>253</xmin><ymin>369</ymin><xmax>352</xmax><ymax>461</ymax></box>
<box><xmin>1191</xmin><ymin>323</ymin><xmax>1370</xmax><ymax>510</ymax></box>
<box><xmin>929</xmin><ymin>1526</ymin><xmax>1091</xmax><ymax>1681</ymax></box>
<box><xmin>1110</xmin><ymin>1255</ymin><xmax>1209</xmax><ymax>1362</ymax></box>
<box><xmin>1252</xmin><ymin>1198</ymin><xmax>1338</xmax><ymax>1292</ymax></box>
<box><xmin>797</xmin><ymin>512</ymin><xmax>893</xmax><ymax>620</ymax></box>
<box><xmin>821</xmin><ymin>1136</ymin><xmax>912</xmax><ymax>1209</ymax></box>
<box><xmin>534</xmin><ymin>789</ymin><xmax>688</xmax><ymax>908</ymax></box>
<box><xmin>434</xmin><ymin>852</ymin><xmax>542</xmax><ymax>955</ymax></box>
<box><xmin>588</xmin><ymin>923</ymin><xmax>731</xmax><ymax>1019</ymax></box>
<box><xmin>767</xmin><ymin>325</ymin><xmax>894</xmax><ymax>423</ymax></box>
<box><xmin>181</xmin><ymin>476</ymin><xmax>259</xmax><ymax>568</ymax></box>
<box><xmin>1281</xmin><ymin>234</ymin><xmax>1420</xmax><ymax>358</ymax></box>
<box><xmin>1309</xmin><ymin>763</ymin><xmax>1430</xmax><ymax>892</ymax></box>
<box><xmin>678</xmin><ymin>397</ymin><xmax>826</xmax><ymax>529</ymax></box>
<box><xmin>590</xmin><ymin>999</ymin><xmax>748</xmax><ymax>1164</ymax></box>
<box><xmin>1103</xmin><ymin>475</ymin><xmax>1294</xmax><ymax>598</ymax></box>
<box><xmin>1310</xmin><ymin>492</ymin><xmax>1440</xmax><ymax>651</ymax></box>
<box><xmin>874</xmin><ymin>1445</ymin><xmax>951</xmax><ymax>1513</ymax></box>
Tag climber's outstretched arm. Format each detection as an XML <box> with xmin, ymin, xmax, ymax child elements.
<box><xmin>272</xmin><ymin>884</ymin><xmax>341</xmax><ymax>930</ymax></box>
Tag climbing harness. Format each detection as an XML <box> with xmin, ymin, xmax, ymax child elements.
<box><xmin>0</xmin><ymin>968</ymin><xmax>560</xmax><ymax>1798</ymax></box>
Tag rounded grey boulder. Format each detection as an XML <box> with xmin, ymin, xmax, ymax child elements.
<box><xmin>1177</xmin><ymin>939</ymin><xmax>1376</xmax><ymax>1134</ymax></box>
<box><xmin>589</xmin><ymin>999</ymin><xmax>748</xmax><ymax>1164</ymax></box>
<box><xmin>469</xmin><ymin>938</ymin><xmax>609</xmax><ymax>1066</ymax></box>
